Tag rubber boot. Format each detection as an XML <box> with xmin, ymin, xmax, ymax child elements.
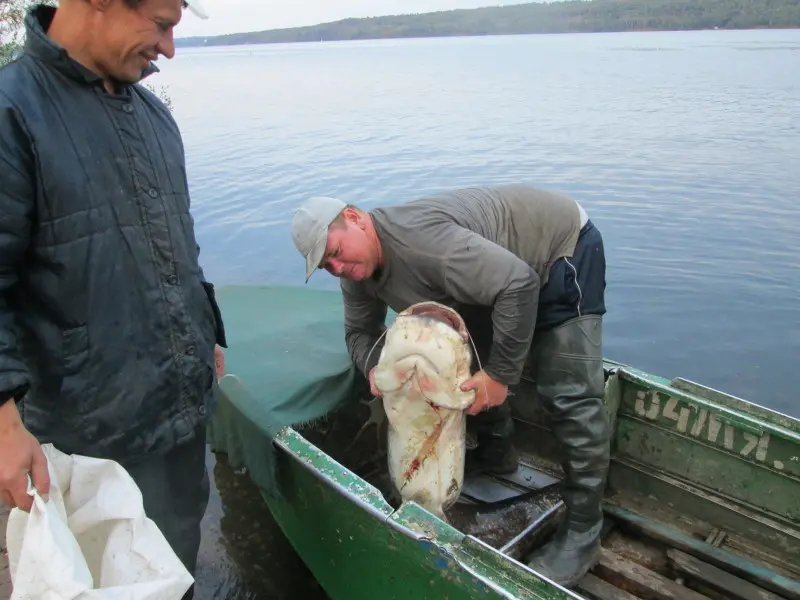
<box><xmin>465</xmin><ymin>402</ymin><xmax>519</xmax><ymax>475</ymax></box>
<box><xmin>525</xmin><ymin>314</ymin><xmax>610</xmax><ymax>587</ymax></box>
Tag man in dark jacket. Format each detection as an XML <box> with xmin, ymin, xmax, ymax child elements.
<box><xmin>0</xmin><ymin>0</ymin><xmax>225</xmax><ymax>595</ymax></box>
<box><xmin>291</xmin><ymin>186</ymin><xmax>610</xmax><ymax>587</ymax></box>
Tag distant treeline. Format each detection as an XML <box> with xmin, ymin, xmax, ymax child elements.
<box><xmin>176</xmin><ymin>0</ymin><xmax>800</xmax><ymax>48</ymax></box>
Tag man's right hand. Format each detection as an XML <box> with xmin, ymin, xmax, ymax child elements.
<box><xmin>0</xmin><ymin>399</ymin><xmax>49</xmax><ymax>511</ymax></box>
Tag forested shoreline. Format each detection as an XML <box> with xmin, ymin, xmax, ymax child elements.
<box><xmin>176</xmin><ymin>0</ymin><xmax>800</xmax><ymax>48</ymax></box>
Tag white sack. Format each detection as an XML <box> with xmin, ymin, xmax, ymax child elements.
<box><xmin>5</xmin><ymin>443</ymin><xmax>194</xmax><ymax>600</ymax></box>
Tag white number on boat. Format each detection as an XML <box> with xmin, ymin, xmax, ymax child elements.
<box><xmin>633</xmin><ymin>390</ymin><xmax>785</xmax><ymax>471</ymax></box>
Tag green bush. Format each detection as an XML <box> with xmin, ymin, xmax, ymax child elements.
<box><xmin>0</xmin><ymin>0</ymin><xmax>29</xmax><ymax>67</ymax></box>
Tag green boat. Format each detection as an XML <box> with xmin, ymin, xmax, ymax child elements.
<box><xmin>208</xmin><ymin>284</ymin><xmax>800</xmax><ymax>600</ymax></box>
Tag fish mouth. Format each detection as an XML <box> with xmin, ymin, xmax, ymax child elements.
<box><xmin>403</xmin><ymin>301</ymin><xmax>469</xmax><ymax>341</ymax></box>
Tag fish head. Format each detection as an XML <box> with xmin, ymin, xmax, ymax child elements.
<box><xmin>373</xmin><ymin>301</ymin><xmax>476</xmax><ymax>408</ymax></box>
<box><xmin>392</xmin><ymin>301</ymin><xmax>476</xmax><ymax>392</ymax></box>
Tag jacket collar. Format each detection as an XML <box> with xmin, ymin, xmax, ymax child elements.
<box><xmin>23</xmin><ymin>3</ymin><xmax>159</xmax><ymax>88</ymax></box>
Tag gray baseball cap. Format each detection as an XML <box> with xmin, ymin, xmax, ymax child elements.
<box><xmin>184</xmin><ymin>0</ymin><xmax>209</xmax><ymax>19</ymax></box>
<box><xmin>291</xmin><ymin>196</ymin><xmax>348</xmax><ymax>282</ymax></box>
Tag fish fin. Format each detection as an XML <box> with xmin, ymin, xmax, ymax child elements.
<box><xmin>343</xmin><ymin>396</ymin><xmax>386</xmax><ymax>454</ymax></box>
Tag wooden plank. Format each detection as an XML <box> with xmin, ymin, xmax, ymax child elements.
<box><xmin>577</xmin><ymin>573</ymin><xmax>641</xmax><ymax>600</ymax></box>
<box><xmin>667</xmin><ymin>549</ymin><xmax>788</xmax><ymax>600</ymax></box>
<box><xmin>593</xmin><ymin>548</ymin><xmax>713</xmax><ymax>600</ymax></box>
<box><xmin>604</xmin><ymin>504</ymin><xmax>800</xmax><ymax>600</ymax></box>
<box><xmin>591</xmin><ymin>548</ymin><xmax>702</xmax><ymax>600</ymax></box>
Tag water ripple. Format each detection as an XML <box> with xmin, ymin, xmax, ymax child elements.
<box><xmin>154</xmin><ymin>29</ymin><xmax>800</xmax><ymax>417</ymax></box>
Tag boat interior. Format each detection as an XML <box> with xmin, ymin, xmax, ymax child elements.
<box><xmin>295</xmin><ymin>365</ymin><xmax>800</xmax><ymax>600</ymax></box>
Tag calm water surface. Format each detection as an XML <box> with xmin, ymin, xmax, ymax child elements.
<box><xmin>150</xmin><ymin>29</ymin><xmax>799</xmax><ymax>598</ymax></box>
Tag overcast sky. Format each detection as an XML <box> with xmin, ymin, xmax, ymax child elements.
<box><xmin>179</xmin><ymin>0</ymin><xmax>535</xmax><ymax>38</ymax></box>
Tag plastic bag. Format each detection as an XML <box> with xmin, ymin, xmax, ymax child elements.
<box><xmin>5</xmin><ymin>443</ymin><xmax>194</xmax><ymax>600</ymax></box>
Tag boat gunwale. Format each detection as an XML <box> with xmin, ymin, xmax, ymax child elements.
<box><xmin>609</xmin><ymin>363</ymin><xmax>800</xmax><ymax>442</ymax></box>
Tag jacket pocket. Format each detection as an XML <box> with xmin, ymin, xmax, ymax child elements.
<box><xmin>60</xmin><ymin>325</ymin><xmax>93</xmax><ymax>412</ymax></box>
<box><xmin>202</xmin><ymin>281</ymin><xmax>228</xmax><ymax>348</ymax></box>
<box><xmin>62</xmin><ymin>325</ymin><xmax>90</xmax><ymax>375</ymax></box>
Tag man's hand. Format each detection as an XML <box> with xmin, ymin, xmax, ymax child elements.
<box><xmin>0</xmin><ymin>399</ymin><xmax>49</xmax><ymax>511</ymax></box>
<box><xmin>462</xmin><ymin>370</ymin><xmax>508</xmax><ymax>415</ymax></box>
<box><xmin>214</xmin><ymin>345</ymin><xmax>225</xmax><ymax>381</ymax></box>
<box><xmin>368</xmin><ymin>367</ymin><xmax>380</xmax><ymax>397</ymax></box>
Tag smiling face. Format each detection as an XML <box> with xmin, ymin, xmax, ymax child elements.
<box><xmin>90</xmin><ymin>0</ymin><xmax>183</xmax><ymax>84</ymax></box>
<box><xmin>319</xmin><ymin>208</ymin><xmax>382</xmax><ymax>281</ymax></box>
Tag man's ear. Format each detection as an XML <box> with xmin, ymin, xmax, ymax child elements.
<box><xmin>343</xmin><ymin>207</ymin><xmax>360</xmax><ymax>225</ymax></box>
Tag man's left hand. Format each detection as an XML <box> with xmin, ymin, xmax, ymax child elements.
<box><xmin>462</xmin><ymin>370</ymin><xmax>508</xmax><ymax>415</ymax></box>
<box><xmin>214</xmin><ymin>345</ymin><xmax>225</xmax><ymax>381</ymax></box>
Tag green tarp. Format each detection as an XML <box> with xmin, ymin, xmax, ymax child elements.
<box><xmin>206</xmin><ymin>284</ymin><xmax>389</xmax><ymax>497</ymax></box>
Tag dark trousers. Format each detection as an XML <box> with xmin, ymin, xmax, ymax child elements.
<box><xmin>535</xmin><ymin>220</ymin><xmax>606</xmax><ymax>330</ymax></box>
<box><xmin>462</xmin><ymin>220</ymin><xmax>607</xmax><ymax>434</ymax></box>
<box><xmin>122</xmin><ymin>425</ymin><xmax>210</xmax><ymax>600</ymax></box>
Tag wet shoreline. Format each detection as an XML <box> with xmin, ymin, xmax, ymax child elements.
<box><xmin>194</xmin><ymin>449</ymin><xmax>331</xmax><ymax>599</ymax></box>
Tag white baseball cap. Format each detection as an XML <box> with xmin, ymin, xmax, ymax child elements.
<box><xmin>184</xmin><ymin>0</ymin><xmax>209</xmax><ymax>19</ymax></box>
<box><xmin>291</xmin><ymin>196</ymin><xmax>348</xmax><ymax>282</ymax></box>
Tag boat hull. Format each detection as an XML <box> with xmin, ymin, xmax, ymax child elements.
<box><xmin>207</xmin><ymin>284</ymin><xmax>800</xmax><ymax>600</ymax></box>
<box><xmin>251</xmin><ymin>426</ymin><xmax>576</xmax><ymax>600</ymax></box>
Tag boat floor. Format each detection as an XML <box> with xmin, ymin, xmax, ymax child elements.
<box><xmin>296</xmin><ymin>403</ymin><xmax>800</xmax><ymax>600</ymax></box>
<box><xmin>461</xmin><ymin>461</ymin><xmax>800</xmax><ymax>600</ymax></box>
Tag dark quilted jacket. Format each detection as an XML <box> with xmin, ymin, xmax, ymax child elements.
<box><xmin>0</xmin><ymin>5</ymin><xmax>227</xmax><ymax>464</ymax></box>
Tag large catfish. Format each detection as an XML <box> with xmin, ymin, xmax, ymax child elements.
<box><xmin>372</xmin><ymin>301</ymin><xmax>476</xmax><ymax>521</ymax></box>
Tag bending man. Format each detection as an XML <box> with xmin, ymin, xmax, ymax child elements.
<box><xmin>291</xmin><ymin>184</ymin><xmax>611</xmax><ymax>586</ymax></box>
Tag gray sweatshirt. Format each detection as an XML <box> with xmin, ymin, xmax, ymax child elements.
<box><xmin>341</xmin><ymin>184</ymin><xmax>584</xmax><ymax>386</ymax></box>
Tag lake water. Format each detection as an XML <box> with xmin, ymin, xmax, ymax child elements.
<box><xmin>150</xmin><ymin>29</ymin><xmax>800</xmax><ymax>598</ymax></box>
